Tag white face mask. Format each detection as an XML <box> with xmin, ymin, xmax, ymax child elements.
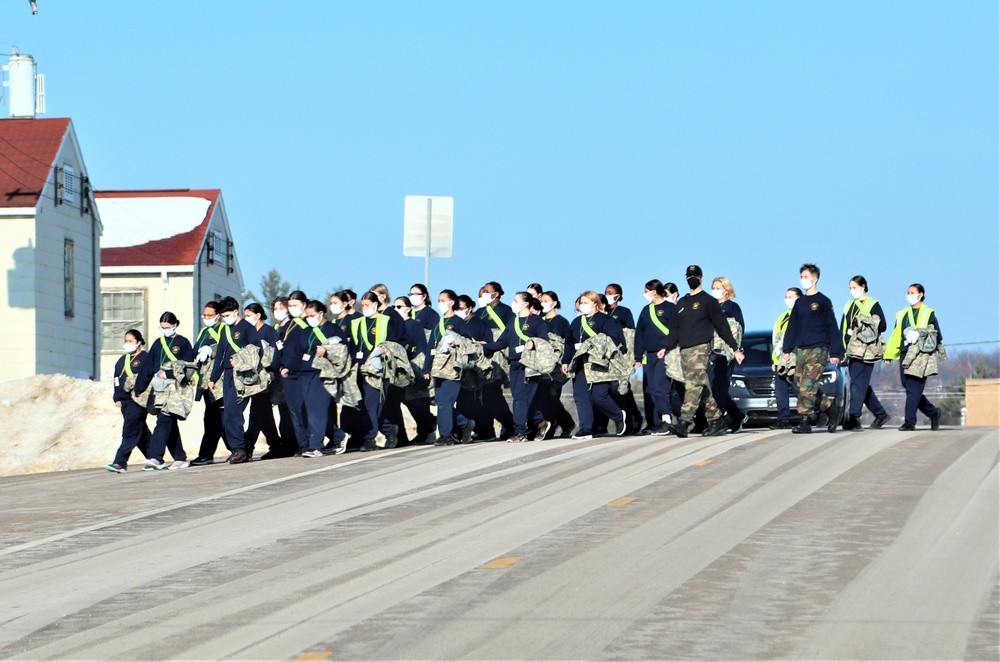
<box><xmin>246</xmin><ymin>315</ymin><xmax>260</xmax><ymax>326</ymax></box>
<box><xmin>454</xmin><ymin>308</ymin><xmax>469</xmax><ymax>320</ymax></box>
<box><xmin>288</xmin><ymin>304</ymin><xmax>304</xmax><ymax>318</ymax></box>
<box><xmin>800</xmin><ymin>278</ymin><xmax>816</xmax><ymax>291</ymax></box>
<box><xmin>785</xmin><ymin>297</ymin><xmax>797</xmax><ymax>310</ymax></box>
<box><xmin>409</xmin><ymin>294</ymin><xmax>424</xmax><ymax>307</ymax></box>
<box><xmin>123</xmin><ymin>342</ymin><xmax>139</xmax><ymax>353</ymax></box>
<box><xmin>362</xmin><ymin>306</ymin><xmax>378</xmax><ymax>318</ymax></box>
<box><xmin>395</xmin><ymin>306</ymin><xmax>410</xmax><ymax>319</ymax></box>
<box><xmin>478</xmin><ymin>294</ymin><xmax>493</xmax><ymax>307</ymax></box>
<box><xmin>850</xmin><ymin>288</ymin><xmax>864</xmax><ymax>300</ymax></box>
<box><xmin>512</xmin><ymin>301</ymin><xmax>525</xmax><ymax>315</ymax></box>
<box><xmin>273</xmin><ymin>309</ymin><xmax>288</xmax><ymax>322</ymax></box>
<box><xmin>203</xmin><ymin>316</ymin><xmax>219</xmax><ymax>327</ymax></box>
<box><xmin>542</xmin><ymin>302</ymin><xmax>555</xmax><ymax>313</ymax></box>
<box><xmin>668</xmin><ymin>294</ymin><xmax>678</xmax><ymax>304</ymax></box>
<box><xmin>329</xmin><ymin>304</ymin><xmax>344</xmax><ymax>316</ymax></box>
<box><xmin>161</xmin><ymin>326</ymin><xmax>176</xmax><ymax>338</ymax></box>
<box><xmin>607</xmin><ymin>294</ymin><xmax>620</xmax><ymax>304</ymax></box>
<box><xmin>579</xmin><ymin>302</ymin><xmax>595</xmax><ymax>315</ymax></box>
<box><xmin>711</xmin><ymin>288</ymin><xmax>725</xmax><ymax>300</ymax></box>
<box><xmin>437</xmin><ymin>301</ymin><xmax>452</xmax><ymax>314</ymax></box>
<box><xmin>222</xmin><ymin>314</ymin><xmax>238</xmax><ymax>326</ymax></box>
<box><xmin>307</xmin><ymin>316</ymin><xmax>321</xmax><ymax>328</ymax></box>
<box><xmin>906</xmin><ymin>293</ymin><xmax>921</xmax><ymax>306</ymax></box>
<box><xmin>643</xmin><ymin>291</ymin><xmax>655</xmax><ymax>303</ymax></box>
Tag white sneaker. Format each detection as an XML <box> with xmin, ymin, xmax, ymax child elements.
<box><xmin>143</xmin><ymin>458</ymin><xmax>166</xmax><ymax>471</ymax></box>
<box><xmin>167</xmin><ymin>460</ymin><xmax>189</xmax><ymax>470</ymax></box>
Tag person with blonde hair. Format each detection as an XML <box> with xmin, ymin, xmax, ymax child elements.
<box><xmin>369</xmin><ymin>283</ymin><xmax>391</xmax><ymax>312</ymax></box>
<box><xmin>709</xmin><ymin>275</ymin><xmax>748</xmax><ymax>432</ymax></box>
<box><xmin>566</xmin><ymin>290</ymin><xmax>627</xmax><ymax>440</ymax></box>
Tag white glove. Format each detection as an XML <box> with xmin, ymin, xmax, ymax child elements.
<box><xmin>369</xmin><ymin>356</ymin><xmax>383</xmax><ymax>372</ymax></box>
<box><xmin>328</xmin><ymin>336</ymin><xmax>343</xmax><ymax>344</ymax></box>
<box><xmin>197</xmin><ymin>345</ymin><xmax>212</xmax><ymax>363</ymax></box>
<box><xmin>443</xmin><ymin>334</ymin><xmax>457</xmax><ymax>346</ymax></box>
<box><xmin>904</xmin><ymin>327</ymin><xmax>920</xmax><ymax>344</ymax></box>
<box><xmin>371</xmin><ymin>346</ymin><xmax>383</xmax><ymax>358</ymax></box>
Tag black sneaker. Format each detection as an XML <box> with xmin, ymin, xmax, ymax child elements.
<box><xmin>668</xmin><ymin>420</ymin><xmax>690</xmax><ymax>438</ymax></box>
<box><xmin>460</xmin><ymin>420</ymin><xmax>476</xmax><ymax>444</ymax></box>
<box><xmin>434</xmin><ymin>436</ymin><xmax>456</xmax><ymax>446</ymax></box>
<box><xmin>360</xmin><ymin>438</ymin><xmax>378</xmax><ymax>452</ymax></box>
<box><xmin>703</xmin><ymin>417</ymin><xmax>727</xmax><ymax>437</ymax></box>
<box><xmin>383</xmin><ymin>425</ymin><xmax>399</xmax><ymax>449</ymax></box>
<box><xmin>792</xmin><ymin>420</ymin><xmax>812</xmax><ymax>434</ymax></box>
<box><xmin>825</xmin><ymin>404</ymin><xmax>839</xmax><ymax>433</ymax></box>
<box><xmin>649</xmin><ymin>423</ymin><xmax>671</xmax><ymax>436</ymax></box>
<box><xmin>189</xmin><ymin>456</ymin><xmax>214</xmax><ymax>466</ymax></box>
<box><xmin>535</xmin><ymin>420</ymin><xmax>551</xmax><ymax>440</ymax></box>
<box><xmin>898</xmin><ymin>422</ymin><xmax>915</xmax><ymax>431</ymax></box>
<box><xmin>228</xmin><ymin>449</ymin><xmax>249</xmax><ymax>464</ymax></box>
<box><xmin>815</xmin><ymin>410</ymin><xmax>830</xmax><ymax>428</ymax></box>
<box><xmin>869</xmin><ymin>412</ymin><xmax>891</xmax><ymax>430</ymax></box>
<box><xmin>930</xmin><ymin>411</ymin><xmax>941</xmax><ymax>431</ymax></box>
<box><xmin>730</xmin><ymin>413</ymin><xmax>749</xmax><ymax>434</ymax></box>
<box><xmin>769</xmin><ymin>419</ymin><xmax>792</xmax><ymax>430</ymax></box>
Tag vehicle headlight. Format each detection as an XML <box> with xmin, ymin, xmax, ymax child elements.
<box><xmin>820</xmin><ymin>370</ymin><xmax>837</xmax><ymax>385</ymax></box>
<box><xmin>730</xmin><ymin>377</ymin><xmax>746</xmax><ymax>389</ymax></box>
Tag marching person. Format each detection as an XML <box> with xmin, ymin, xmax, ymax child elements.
<box><xmin>539</xmin><ymin>290</ymin><xmax>576</xmax><ymax>438</ymax></box>
<box><xmin>242</xmin><ymin>302</ymin><xmax>283</xmax><ymax>457</ymax></box>
<box><xmin>207</xmin><ymin>296</ymin><xmax>258</xmax><ymax>464</ymax></box>
<box><xmin>769</xmin><ymin>287</ymin><xmax>801</xmax><ymax>430</ymax></box>
<box><xmin>296</xmin><ymin>300</ymin><xmax>348</xmax><ymax>456</ymax></box>
<box><xmin>884</xmin><ymin>284</ymin><xmax>943</xmax><ymax>431</ymax></box>
<box><xmin>278</xmin><ymin>291</ymin><xmax>311</xmax><ymax>453</ymax></box>
<box><xmin>566</xmin><ymin>290</ymin><xmax>628</xmax><ymax>440</ymax></box>
<box><xmin>327</xmin><ymin>290</ymin><xmax>364</xmax><ymax>449</ymax></box>
<box><xmin>105</xmin><ymin>329</ymin><xmax>153</xmax><ymax>473</ymax></box>
<box><xmin>602</xmin><ymin>283</ymin><xmax>643</xmax><ymax>434</ymax></box>
<box><xmin>388</xmin><ymin>296</ymin><xmax>433</xmax><ymax>445</ymax></box>
<box><xmin>409</xmin><ymin>283</ymin><xmax>440</xmax><ymax>332</ymax></box>
<box><xmin>267</xmin><ymin>295</ymin><xmax>299</xmax><ymax>458</ymax></box>
<box><xmin>349</xmin><ymin>292</ymin><xmax>407</xmax><ymax>451</ymax></box>
<box><xmin>144</xmin><ymin>312</ymin><xmax>194</xmax><ymax>470</ymax></box>
<box><xmin>369</xmin><ymin>283</ymin><xmax>391</xmax><ymax>313</ymax></box>
<box><xmin>665</xmin><ymin>266</ymin><xmax>745</xmax><ymax>438</ymax></box>
<box><xmin>475</xmin><ymin>281</ymin><xmax>515</xmax><ymax>440</ymax></box>
<box><xmin>709</xmin><ymin>276</ymin><xmax>748</xmax><ymax>433</ymax></box>
<box><xmin>781</xmin><ymin>264</ymin><xmax>842</xmax><ymax>434</ymax></box>
<box><xmin>840</xmin><ymin>276</ymin><xmax>891</xmax><ymax>430</ymax></box>
<box><xmin>190</xmin><ymin>301</ymin><xmax>230</xmax><ymax>466</ymax></box>
<box><xmin>430</xmin><ymin>290</ymin><xmax>477</xmax><ymax>446</ymax></box>
<box><xmin>485</xmin><ymin>292</ymin><xmax>548</xmax><ymax>443</ymax></box>
<box><xmin>634</xmin><ymin>279</ymin><xmax>676</xmax><ymax>435</ymax></box>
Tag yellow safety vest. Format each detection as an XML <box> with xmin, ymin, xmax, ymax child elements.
<box><xmin>772</xmin><ymin>310</ymin><xmax>791</xmax><ymax>365</ymax></box>
<box><xmin>352</xmin><ymin>315</ymin><xmax>389</xmax><ymax>350</ymax></box>
<box><xmin>841</xmin><ymin>297</ymin><xmax>878</xmax><ymax>338</ymax></box>
<box><xmin>885</xmin><ymin>304</ymin><xmax>934</xmax><ymax>360</ymax></box>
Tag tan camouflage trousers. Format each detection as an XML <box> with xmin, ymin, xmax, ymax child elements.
<box><xmin>680</xmin><ymin>343</ymin><xmax>720</xmax><ymax>423</ymax></box>
<box><xmin>794</xmin><ymin>347</ymin><xmax>832</xmax><ymax>416</ymax></box>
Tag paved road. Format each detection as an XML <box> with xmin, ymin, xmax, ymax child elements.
<box><xmin>0</xmin><ymin>426</ymin><xmax>997</xmax><ymax>661</ymax></box>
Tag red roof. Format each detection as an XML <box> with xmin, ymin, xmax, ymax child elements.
<box><xmin>0</xmin><ymin>117</ymin><xmax>71</xmax><ymax>208</ymax></box>
<box><xmin>97</xmin><ymin>189</ymin><xmax>221</xmax><ymax>267</ymax></box>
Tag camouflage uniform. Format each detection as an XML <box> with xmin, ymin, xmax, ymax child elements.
<box><xmin>794</xmin><ymin>347</ymin><xmax>831</xmax><ymax>415</ymax></box>
<box><xmin>679</xmin><ymin>343</ymin><xmax>720</xmax><ymax>423</ymax></box>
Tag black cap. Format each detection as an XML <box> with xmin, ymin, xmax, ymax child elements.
<box><xmin>685</xmin><ymin>265</ymin><xmax>702</xmax><ymax>278</ymax></box>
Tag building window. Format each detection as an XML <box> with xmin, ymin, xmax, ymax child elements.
<box><xmin>62</xmin><ymin>165</ymin><xmax>75</xmax><ymax>202</ymax></box>
<box><xmin>101</xmin><ymin>290</ymin><xmax>146</xmax><ymax>352</ymax></box>
<box><xmin>64</xmin><ymin>239</ymin><xmax>74</xmax><ymax>317</ymax></box>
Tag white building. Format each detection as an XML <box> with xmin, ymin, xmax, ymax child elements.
<box><xmin>0</xmin><ymin>117</ymin><xmax>103</xmax><ymax>381</ymax></box>
<box><xmin>96</xmin><ymin>189</ymin><xmax>243</xmax><ymax>380</ymax></box>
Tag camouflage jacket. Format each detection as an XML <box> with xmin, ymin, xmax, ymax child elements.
<box><xmin>152</xmin><ymin>360</ymin><xmax>199</xmax><ymax>419</ymax></box>
<box><xmin>520</xmin><ymin>337</ymin><xmax>559</xmax><ymax>378</ymax></box>
<box><xmin>195</xmin><ymin>346</ymin><xmax>224</xmax><ymax>404</ymax></box>
<box><xmin>664</xmin><ymin>347</ymin><xmax>684</xmax><ymax>381</ymax></box>
<box><xmin>570</xmin><ymin>333</ymin><xmax>634</xmax><ymax>394</ymax></box>
<box><xmin>231</xmin><ymin>344</ymin><xmax>274</xmax><ymax>400</ymax></box>
<box><xmin>902</xmin><ymin>326</ymin><xmax>946</xmax><ymax>378</ymax></box>
<box><xmin>404</xmin><ymin>351</ymin><xmax>433</xmax><ymax>400</ymax></box>
<box><xmin>431</xmin><ymin>335</ymin><xmax>483</xmax><ymax>384</ymax></box>
<box><xmin>313</xmin><ymin>342</ymin><xmax>357</xmax><ymax>404</ymax></box>
<box><xmin>360</xmin><ymin>341</ymin><xmax>414</xmax><ymax>389</ymax></box>
<box><xmin>712</xmin><ymin>318</ymin><xmax>744</xmax><ymax>362</ymax></box>
<box><xmin>845</xmin><ymin>314</ymin><xmax>886</xmax><ymax>362</ymax></box>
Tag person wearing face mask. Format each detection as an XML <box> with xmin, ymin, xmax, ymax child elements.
<box><xmin>189</xmin><ymin>302</ymin><xmax>230</xmax><ymax>466</ymax></box>
<box><xmin>634</xmin><ymin>279</ymin><xmax>677</xmax><ymax>435</ymax></box>
<box><xmin>326</xmin><ymin>290</ymin><xmax>365</xmax><ymax>449</ymax></box>
<box><xmin>289</xmin><ymin>300</ymin><xmax>348</xmax><ymax>457</ymax></box>
<box><xmin>386</xmin><ymin>296</ymin><xmax>433</xmax><ymax>445</ymax></box>
<box><xmin>770</xmin><ymin>288</ymin><xmax>803</xmax><ymax>429</ymax></box>
<box><xmin>538</xmin><ymin>291</ymin><xmax>576</xmax><ymax>438</ymax></box>
<box><xmin>483</xmin><ymin>292</ymin><xmax>549</xmax><ymax>443</ymax></box>
<box><xmin>475</xmin><ymin>281</ymin><xmax>516</xmax><ymax>440</ymax></box>
<box><xmin>369</xmin><ymin>283</ymin><xmax>391</xmax><ymax>313</ymax></box>
<box><xmin>601</xmin><ymin>283</ymin><xmax>643</xmax><ymax>435</ymax></box>
<box><xmin>566</xmin><ymin>291</ymin><xmax>628</xmax><ymax>440</ymax></box>
<box><xmin>278</xmin><ymin>291</ymin><xmax>312</xmax><ymax>453</ymax></box>
<box><xmin>884</xmin><ymin>284</ymin><xmax>943</xmax><ymax>431</ymax></box>
<box><xmin>840</xmin><ymin>276</ymin><xmax>890</xmax><ymax>430</ymax></box>
<box><xmin>265</xmin><ymin>296</ymin><xmax>299</xmax><ymax>458</ymax></box>
<box><xmin>349</xmin><ymin>292</ymin><xmax>407</xmax><ymax>451</ymax></box>
<box><xmin>144</xmin><ymin>312</ymin><xmax>194</xmax><ymax>470</ymax></box>
<box><xmin>430</xmin><ymin>290</ymin><xmax>478</xmax><ymax>446</ymax></box>
<box><xmin>665</xmin><ymin>266</ymin><xmax>745</xmax><ymax>439</ymax></box>
<box><xmin>781</xmin><ymin>264</ymin><xmax>842</xmax><ymax>434</ymax></box>
<box><xmin>341</xmin><ymin>289</ymin><xmax>358</xmax><ymax>316</ymax></box>
<box><xmin>408</xmin><ymin>283</ymin><xmax>439</xmax><ymax>333</ymax></box>
<box><xmin>206</xmin><ymin>296</ymin><xmax>259</xmax><ymax>464</ymax></box>
<box><xmin>526</xmin><ymin>283</ymin><xmax>544</xmax><ymax>299</ymax></box>
<box><xmin>241</xmin><ymin>302</ymin><xmax>284</xmax><ymax>458</ymax></box>
<box><xmin>708</xmin><ymin>276</ymin><xmax>747</xmax><ymax>433</ymax></box>
<box><xmin>106</xmin><ymin>330</ymin><xmax>155</xmax><ymax>473</ymax></box>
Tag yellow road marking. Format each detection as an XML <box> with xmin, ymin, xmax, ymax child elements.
<box><xmin>607</xmin><ymin>497</ymin><xmax>637</xmax><ymax>507</ymax></box>
<box><xmin>482</xmin><ymin>556</ymin><xmax>522</xmax><ymax>569</ymax></box>
<box><xmin>292</xmin><ymin>652</ymin><xmax>332</xmax><ymax>662</ymax></box>
<box><xmin>692</xmin><ymin>459</ymin><xmax>713</xmax><ymax>467</ymax></box>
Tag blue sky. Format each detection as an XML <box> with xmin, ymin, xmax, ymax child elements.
<box><xmin>2</xmin><ymin>1</ymin><xmax>997</xmax><ymax>343</ymax></box>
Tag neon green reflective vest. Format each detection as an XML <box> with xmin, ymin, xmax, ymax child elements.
<box><xmin>885</xmin><ymin>304</ymin><xmax>934</xmax><ymax>361</ymax></box>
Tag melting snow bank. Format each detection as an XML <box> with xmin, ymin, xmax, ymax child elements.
<box><xmin>0</xmin><ymin>375</ymin><xmax>208</xmax><ymax>477</ymax></box>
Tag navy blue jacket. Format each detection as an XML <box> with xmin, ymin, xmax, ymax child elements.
<box><xmin>412</xmin><ymin>306</ymin><xmax>440</xmax><ymax>332</ymax></box>
<box><xmin>607</xmin><ymin>304</ymin><xmax>635</xmax><ymax>330</ymax></box>
<box><xmin>720</xmin><ymin>300</ymin><xmax>745</xmax><ymax>333</ymax></box>
<box><xmin>782</xmin><ymin>291</ymin><xmax>843</xmax><ymax>359</ymax></box>
<box><xmin>149</xmin><ymin>334</ymin><xmax>193</xmax><ymax>379</ymax></box>
<box><xmin>211</xmin><ymin>319</ymin><xmax>259</xmax><ymax>382</ymax></box>
<box><xmin>634</xmin><ymin>301</ymin><xmax>676</xmax><ymax>360</ymax></box>
<box><xmin>113</xmin><ymin>350</ymin><xmax>153</xmax><ymax>402</ymax></box>
<box><xmin>569</xmin><ymin>312</ymin><xmax>625</xmax><ymax>364</ymax></box>
<box><xmin>462</xmin><ymin>314</ymin><xmax>493</xmax><ymax>343</ymax></box>
<box><xmin>194</xmin><ymin>323</ymin><xmax>222</xmax><ymax>351</ymax></box>
<box><xmin>284</xmin><ymin>319</ymin><xmax>347</xmax><ymax>376</ymax></box>
<box><xmin>347</xmin><ymin>312</ymin><xmax>406</xmax><ymax>362</ymax></box>
<box><xmin>485</xmin><ymin>313</ymin><xmax>548</xmax><ymax>363</ymax></box>
<box><xmin>477</xmin><ymin>301</ymin><xmax>515</xmax><ymax>333</ymax></box>
<box><xmin>279</xmin><ymin>319</ymin><xmax>311</xmax><ymax>374</ymax></box>
<box><xmin>543</xmin><ymin>314</ymin><xmax>574</xmax><ymax>365</ymax></box>
<box><xmin>254</xmin><ymin>323</ymin><xmax>280</xmax><ymax>370</ymax></box>
<box><xmin>400</xmin><ymin>317</ymin><xmax>431</xmax><ymax>373</ymax></box>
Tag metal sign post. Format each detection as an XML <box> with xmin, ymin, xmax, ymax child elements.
<box><xmin>403</xmin><ymin>195</ymin><xmax>453</xmax><ymax>290</ymax></box>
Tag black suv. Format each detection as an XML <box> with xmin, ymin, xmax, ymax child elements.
<box><xmin>729</xmin><ymin>330</ymin><xmax>850</xmax><ymax>427</ymax></box>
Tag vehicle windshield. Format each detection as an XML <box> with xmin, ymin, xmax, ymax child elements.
<box><xmin>740</xmin><ymin>334</ymin><xmax>773</xmax><ymax>367</ymax></box>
